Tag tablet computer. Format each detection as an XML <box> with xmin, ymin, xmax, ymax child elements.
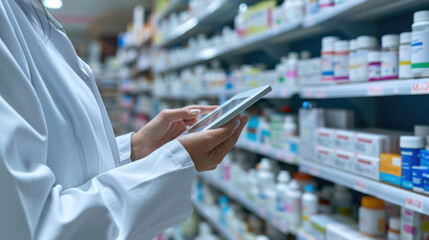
<box><xmin>185</xmin><ymin>85</ymin><xmax>272</xmax><ymax>134</ymax></box>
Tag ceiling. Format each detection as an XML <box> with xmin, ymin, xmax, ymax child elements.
<box><xmin>48</xmin><ymin>0</ymin><xmax>153</xmax><ymax>39</ymax></box>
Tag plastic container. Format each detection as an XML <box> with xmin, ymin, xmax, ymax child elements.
<box><xmin>318</xmin><ymin>186</ymin><xmax>333</xmax><ymax>214</ymax></box>
<box><xmin>333</xmin><ymin>185</ymin><xmax>352</xmax><ymax>216</ymax></box>
<box><xmin>381</xmin><ymin>34</ymin><xmax>399</xmax><ymax>80</ymax></box>
<box><xmin>286</xmin><ymin>52</ymin><xmax>299</xmax><ymax>84</ymax></box>
<box><xmin>368</xmin><ymin>51</ymin><xmax>381</xmax><ymax>81</ymax></box>
<box><xmin>321</xmin><ymin>36</ymin><xmax>339</xmax><ymax>81</ymax></box>
<box><xmin>283</xmin><ymin>116</ymin><xmax>297</xmax><ymax>137</ymax></box>
<box><xmin>319</xmin><ymin>0</ymin><xmax>334</xmax><ymax>11</ymax></box>
<box><xmin>285</xmin><ymin>180</ymin><xmax>302</xmax><ymax>226</ymax></box>
<box><xmin>400</xmin><ymin>136</ymin><xmax>424</xmax><ymax>189</ymax></box>
<box><xmin>275</xmin><ymin>170</ymin><xmax>290</xmax><ymax>214</ymax></box>
<box><xmin>412</xmin><ymin>11</ymin><xmax>429</xmax><ymax>78</ymax></box>
<box><xmin>285</xmin><ymin>0</ymin><xmax>305</xmax><ymax>23</ymax></box>
<box><xmin>387</xmin><ymin>217</ymin><xmax>400</xmax><ymax>240</ymax></box>
<box><xmin>302</xmin><ymin>185</ymin><xmax>319</xmax><ymax>230</ymax></box>
<box><xmin>356</xmin><ymin>36</ymin><xmax>378</xmax><ymax>81</ymax></box>
<box><xmin>257</xmin><ymin>159</ymin><xmax>275</xmax><ymax>204</ymax></box>
<box><xmin>334</xmin><ymin>40</ymin><xmax>349</xmax><ymax>81</ymax></box>
<box><xmin>349</xmin><ymin>39</ymin><xmax>358</xmax><ymax>81</ymax></box>
<box><xmin>399</xmin><ymin>32</ymin><xmax>412</xmax><ymax>79</ymax></box>
<box><xmin>359</xmin><ymin>196</ymin><xmax>386</xmax><ymax>237</ymax></box>
<box><xmin>246</xmin><ymin>169</ymin><xmax>258</xmax><ymax>201</ymax></box>
<box><xmin>294</xmin><ymin>172</ymin><xmax>315</xmax><ymax>190</ymax></box>
<box><xmin>195</xmin><ymin>222</ymin><xmax>219</xmax><ymax>240</ymax></box>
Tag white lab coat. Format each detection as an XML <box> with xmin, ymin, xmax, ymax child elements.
<box><xmin>0</xmin><ymin>0</ymin><xmax>196</xmax><ymax>239</ymax></box>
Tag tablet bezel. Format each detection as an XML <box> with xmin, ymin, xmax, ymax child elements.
<box><xmin>185</xmin><ymin>85</ymin><xmax>272</xmax><ymax>134</ymax></box>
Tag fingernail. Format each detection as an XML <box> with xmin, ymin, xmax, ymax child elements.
<box><xmin>189</xmin><ymin>109</ymin><xmax>201</xmax><ymax>114</ymax></box>
<box><xmin>232</xmin><ymin>119</ymin><xmax>240</xmax><ymax>129</ymax></box>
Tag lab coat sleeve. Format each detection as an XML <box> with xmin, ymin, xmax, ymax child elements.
<box><xmin>116</xmin><ymin>132</ymin><xmax>134</xmax><ymax>165</ymax></box>
<box><xmin>0</xmin><ymin>40</ymin><xmax>197</xmax><ymax>240</ymax></box>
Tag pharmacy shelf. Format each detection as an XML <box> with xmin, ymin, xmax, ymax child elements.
<box><xmin>159</xmin><ymin>0</ymin><xmax>237</xmax><ymax>47</ymax></box>
<box><xmin>155</xmin><ymin>0</ymin><xmax>187</xmax><ymax>23</ymax></box>
<box><xmin>235</xmin><ymin>138</ymin><xmax>298</xmax><ymax>165</ymax></box>
<box><xmin>300</xmin><ymin>78</ymin><xmax>429</xmax><ymax>99</ymax></box>
<box><xmin>154</xmin><ymin>0</ymin><xmax>428</xmax><ymax>74</ymax></box>
<box><xmin>296</xmin><ymin>229</ymin><xmax>318</xmax><ymax>240</ymax></box>
<box><xmin>191</xmin><ymin>199</ymin><xmax>235</xmax><ymax>240</ymax></box>
<box><xmin>154</xmin><ymin>87</ymin><xmax>298</xmax><ymax>101</ymax></box>
<box><xmin>200</xmin><ymin>172</ymin><xmax>291</xmax><ymax>235</ymax></box>
<box><xmin>299</xmin><ymin>158</ymin><xmax>429</xmax><ymax>215</ymax></box>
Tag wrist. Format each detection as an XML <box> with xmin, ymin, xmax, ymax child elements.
<box><xmin>131</xmin><ymin>133</ymin><xmax>144</xmax><ymax>161</ymax></box>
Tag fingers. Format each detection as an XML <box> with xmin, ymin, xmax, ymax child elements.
<box><xmin>160</xmin><ymin>105</ymin><xmax>218</xmax><ymax>122</ymax></box>
<box><xmin>210</xmin><ymin>115</ymin><xmax>249</xmax><ymax>162</ymax></box>
<box><xmin>203</xmin><ymin>116</ymin><xmax>242</xmax><ymax>150</ymax></box>
<box><xmin>185</xmin><ymin>105</ymin><xmax>218</xmax><ymax>115</ymax></box>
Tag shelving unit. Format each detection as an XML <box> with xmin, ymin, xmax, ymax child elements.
<box><xmin>200</xmin><ymin>172</ymin><xmax>291</xmax><ymax>235</ymax></box>
<box><xmin>154</xmin><ymin>0</ymin><xmax>427</xmax><ymax>74</ymax></box>
<box><xmin>300</xmin><ymin>78</ymin><xmax>429</xmax><ymax>99</ymax></box>
<box><xmin>155</xmin><ymin>0</ymin><xmax>188</xmax><ymax>23</ymax></box>
<box><xmin>235</xmin><ymin>138</ymin><xmax>298</xmax><ymax>164</ymax></box>
<box><xmin>300</xmin><ymin>158</ymin><xmax>429</xmax><ymax>215</ymax></box>
<box><xmin>191</xmin><ymin>199</ymin><xmax>236</xmax><ymax>240</ymax></box>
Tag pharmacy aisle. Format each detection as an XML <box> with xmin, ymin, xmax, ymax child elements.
<box><xmin>106</xmin><ymin>0</ymin><xmax>429</xmax><ymax>239</ymax></box>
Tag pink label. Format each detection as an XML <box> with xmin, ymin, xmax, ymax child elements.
<box><xmin>319</xmin><ymin>3</ymin><xmax>334</xmax><ymax>8</ymax></box>
<box><xmin>380</xmin><ymin>75</ymin><xmax>398</xmax><ymax>80</ymax></box>
<box><xmin>287</xmin><ymin>70</ymin><xmax>297</xmax><ymax>79</ymax></box>
<box><xmin>403</xmin><ymin>224</ymin><xmax>415</xmax><ymax>234</ymax></box>
<box><xmin>334</xmin><ymin>76</ymin><xmax>349</xmax><ymax>81</ymax></box>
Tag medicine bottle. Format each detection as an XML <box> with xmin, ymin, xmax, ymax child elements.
<box><xmin>381</xmin><ymin>34</ymin><xmax>399</xmax><ymax>80</ymax></box>
<box><xmin>400</xmin><ymin>136</ymin><xmax>424</xmax><ymax>189</ymax></box>
<box><xmin>412</xmin><ymin>10</ymin><xmax>429</xmax><ymax>78</ymax></box>
<box><xmin>321</xmin><ymin>36</ymin><xmax>339</xmax><ymax>81</ymax></box>
<box><xmin>359</xmin><ymin>196</ymin><xmax>386</xmax><ymax>237</ymax></box>
<box><xmin>333</xmin><ymin>40</ymin><xmax>349</xmax><ymax>81</ymax></box>
<box><xmin>349</xmin><ymin>39</ymin><xmax>357</xmax><ymax>81</ymax></box>
<box><xmin>356</xmin><ymin>36</ymin><xmax>378</xmax><ymax>81</ymax></box>
<box><xmin>301</xmin><ymin>185</ymin><xmax>318</xmax><ymax>230</ymax></box>
<box><xmin>399</xmin><ymin>32</ymin><xmax>412</xmax><ymax>79</ymax></box>
<box><xmin>387</xmin><ymin>217</ymin><xmax>400</xmax><ymax>240</ymax></box>
<box><xmin>368</xmin><ymin>51</ymin><xmax>381</xmax><ymax>81</ymax></box>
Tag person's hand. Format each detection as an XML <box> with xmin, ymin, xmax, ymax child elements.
<box><xmin>178</xmin><ymin>115</ymin><xmax>248</xmax><ymax>172</ymax></box>
<box><xmin>131</xmin><ymin>105</ymin><xmax>217</xmax><ymax>161</ymax></box>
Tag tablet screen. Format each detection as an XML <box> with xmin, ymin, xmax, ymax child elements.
<box><xmin>186</xmin><ymin>97</ymin><xmax>247</xmax><ymax>133</ymax></box>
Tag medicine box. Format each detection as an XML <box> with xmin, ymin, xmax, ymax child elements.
<box><xmin>309</xmin><ymin>215</ymin><xmax>339</xmax><ymax>240</ymax></box>
<box><xmin>401</xmin><ymin>207</ymin><xmax>422</xmax><ymax>240</ymax></box>
<box><xmin>353</xmin><ymin>132</ymin><xmax>391</xmax><ymax>157</ymax></box>
<box><xmin>324</xmin><ymin>109</ymin><xmax>354</xmax><ymax>129</ymax></box>
<box><xmin>326</xmin><ymin>222</ymin><xmax>380</xmax><ymax>240</ymax></box>
<box><xmin>316</xmin><ymin>128</ymin><xmax>334</xmax><ymax>148</ymax></box>
<box><xmin>315</xmin><ymin>145</ymin><xmax>333</xmax><ymax>166</ymax></box>
<box><xmin>333</xmin><ymin>150</ymin><xmax>353</xmax><ymax>171</ymax></box>
<box><xmin>334</xmin><ymin>130</ymin><xmax>354</xmax><ymax>152</ymax></box>
<box><xmin>300</xmin><ymin>108</ymin><xmax>325</xmax><ymax>160</ymax></box>
<box><xmin>352</xmin><ymin>154</ymin><xmax>380</xmax><ymax>180</ymax></box>
<box><xmin>245</xmin><ymin>1</ymin><xmax>275</xmax><ymax>36</ymax></box>
<box><xmin>379</xmin><ymin>153</ymin><xmax>402</xmax><ymax>186</ymax></box>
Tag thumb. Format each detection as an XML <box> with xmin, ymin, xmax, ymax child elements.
<box><xmin>204</xmin><ymin>118</ymin><xmax>241</xmax><ymax>150</ymax></box>
<box><xmin>160</xmin><ymin>108</ymin><xmax>200</xmax><ymax>122</ymax></box>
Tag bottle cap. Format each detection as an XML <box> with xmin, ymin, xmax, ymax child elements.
<box><xmin>414</xmin><ymin>11</ymin><xmax>429</xmax><ymax>23</ymax></box>
<box><xmin>400</xmin><ymin>32</ymin><xmax>411</xmax><ymax>44</ymax></box>
<box><xmin>415</xmin><ymin>125</ymin><xmax>429</xmax><ymax>138</ymax></box>
<box><xmin>349</xmin><ymin>39</ymin><xmax>357</xmax><ymax>51</ymax></box>
<box><xmin>288</xmin><ymin>52</ymin><xmax>299</xmax><ymax>60</ymax></box>
<box><xmin>277</xmin><ymin>170</ymin><xmax>291</xmax><ymax>183</ymax></box>
<box><xmin>389</xmin><ymin>217</ymin><xmax>400</xmax><ymax>231</ymax></box>
<box><xmin>382</xmin><ymin>34</ymin><xmax>399</xmax><ymax>48</ymax></box>
<box><xmin>361</xmin><ymin>196</ymin><xmax>384</xmax><ymax>209</ymax></box>
<box><xmin>400</xmin><ymin>136</ymin><xmax>424</xmax><ymax>149</ymax></box>
<box><xmin>334</xmin><ymin>40</ymin><xmax>349</xmax><ymax>52</ymax></box>
<box><xmin>259</xmin><ymin>158</ymin><xmax>271</xmax><ymax>170</ymax></box>
<box><xmin>367</xmin><ymin>51</ymin><xmax>380</xmax><ymax>62</ymax></box>
<box><xmin>357</xmin><ymin>36</ymin><xmax>378</xmax><ymax>49</ymax></box>
<box><xmin>300</xmin><ymin>51</ymin><xmax>311</xmax><ymax>59</ymax></box>
<box><xmin>288</xmin><ymin>180</ymin><xmax>299</xmax><ymax>190</ymax></box>
<box><xmin>294</xmin><ymin>172</ymin><xmax>314</xmax><ymax>181</ymax></box>
<box><xmin>304</xmin><ymin>185</ymin><xmax>315</xmax><ymax>192</ymax></box>
<box><xmin>322</xmin><ymin>36</ymin><xmax>339</xmax><ymax>48</ymax></box>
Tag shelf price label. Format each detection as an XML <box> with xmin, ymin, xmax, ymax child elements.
<box><xmin>309</xmin><ymin>166</ymin><xmax>319</xmax><ymax>176</ymax></box>
<box><xmin>405</xmin><ymin>196</ymin><xmax>423</xmax><ymax>212</ymax></box>
<box><xmin>367</xmin><ymin>85</ymin><xmax>383</xmax><ymax>96</ymax></box>
<box><xmin>353</xmin><ymin>179</ymin><xmax>368</xmax><ymax>193</ymax></box>
<box><xmin>411</xmin><ymin>81</ymin><xmax>429</xmax><ymax>94</ymax></box>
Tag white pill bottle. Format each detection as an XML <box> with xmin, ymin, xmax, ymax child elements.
<box><xmin>411</xmin><ymin>10</ymin><xmax>429</xmax><ymax>78</ymax></box>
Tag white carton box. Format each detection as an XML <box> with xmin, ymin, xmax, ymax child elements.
<box><xmin>352</xmin><ymin>154</ymin><xmax>380</xmax><ymax>180</ymax></box>
<box><xmin>401</xmin><ymin>207</ymin><xmax>422</xmax><ymax>240</ymax></box>
<box><xmin>315</xmin><ymin>145</ymin><xmax>334</xmax><ymax>166</ymax></box>
<box><xmin>334</xmin><ymin>129</ymin><xmax>354</xmax><ymax>152</ymax></box>
<box><xmin>353</xmin><ymin>132</ymin><xmax>391</xmax><ymax>157</ymax></box>
<box><xmin>326</xmin><ymin>223</ymin><xmax>380</xmax><ymax>240</ymax></box>
<box><xmin>333</xmin><ymin>150</ymin><xmax>353</xmax><ymax>171</ymax></box>
<box><xmin>316</xmin><ymin>128</ymin><xmax>335</xmax><ymax>148</ymax></box>
<box><xmin>325</xmin><ymin>109</ymin><xmax>354</xmax><ymax>129</ymax></box>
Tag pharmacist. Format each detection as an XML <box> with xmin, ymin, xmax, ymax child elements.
<box><xmin>0</xmin><ymin>0</ymin><xmax>248</xmax><ymax>239</ymax></box>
